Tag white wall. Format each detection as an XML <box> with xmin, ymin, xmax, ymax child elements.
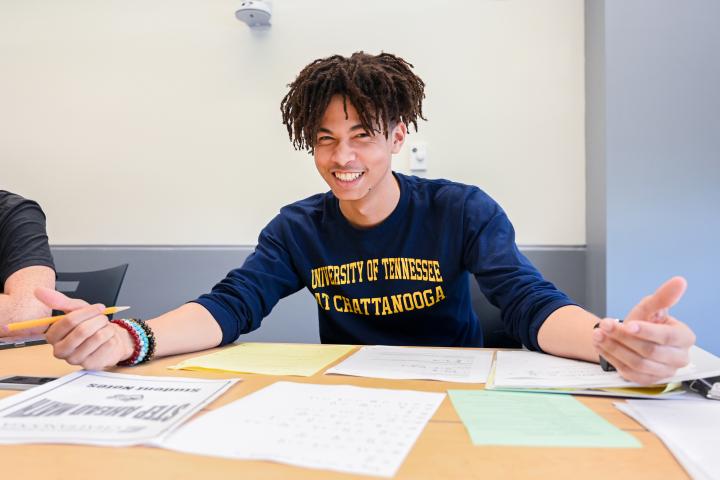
<box><xmin>1</xmin><ymin>0</ymin><xmax>585</xmax><ymax>246</ymax></box>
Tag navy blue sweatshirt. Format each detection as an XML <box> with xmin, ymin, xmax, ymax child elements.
<box><xmin>193</xmin><ymin>173</ymin><xmax>574</xmax><ymax>350</ymax></box>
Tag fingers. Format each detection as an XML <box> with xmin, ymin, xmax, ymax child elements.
<box><xmin>34</xmin><ymin>287</ymin><xmax>91</xmax><ymax>312</ymax></box>
<box><xmin>65</xmin><ymin>325</ymin><xmax>119</xmax><ymax>370</ymax></box>
<box><xmin>622</xmin><ymin>318</ymin><xmax>696</xmax><ymax>349</ymax></box>
<box><xmin>53</xmin><ymin>321</ymin><xmax>123</xmax><ymax>370</ymax></box>
<box><xmin>592</xmin><ymin>316</ymin><xmax>695</xmax><ymax>385</ymax></box>
<box><xmin>594</xmin><ymin>326</ymin><xmax>687</xmax><ymax>369</ymax></box>
<box><xmin>48</xmin><ymin>315</ymin><xmax>134</xmax><ymax>370</ymax></box>
<box><xmin>52</xmin><ymin>315</ymin><xmax>110</xmax><ymax>360</ymax></box>
<box><xmin>594</xmin><ymin>340</ymin><xmax>672</xmax><ymax>385</ymax></box>
<box><xmin>625</xmin><ymin>276</ymin><xmax>687</xmax><ymax>322</ymax></box>
<box><xmin>598</xmin><ymin>317</ymin><xmax>695</xmax><ymax>350</ymax></box>
<box><xmin>81</xmin><ymin>334</ymin><xmax>127</xmax><ymax>370</ymax></box>
<box><xmin>45</xmin><ymin>304</ymin><xmax>107</xmax><ymax>344</ymax></box>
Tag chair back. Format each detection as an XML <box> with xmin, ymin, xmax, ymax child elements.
<box><xmin>468</xmin><ymin>277</ymin><xmax>522</xmax><ymax>348</ymax></box>
<box><xmin>56</xmin><ymin>264</ymin><xmax>129</xmax><ymax>308</ymax></box>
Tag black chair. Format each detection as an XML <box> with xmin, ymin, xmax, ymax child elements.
<box><xmin>469</xmin><ymin>277</ymin><xmax>522</xmax><ymax>348</ymax></box>
<box><xmin>55</xmin><ymin>264</ymin><xmax>129</xmax><ymax>313</ymax></box>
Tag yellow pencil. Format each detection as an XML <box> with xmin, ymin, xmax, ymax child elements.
<box><xmin>3</xmin><ymin>306</ymin><xmax>131</xmax><ymax>332</ymax></box>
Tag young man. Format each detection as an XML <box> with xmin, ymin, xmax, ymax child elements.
<box><xmin>0</xmin><ymin>190</ymin><xmax>55</xmax><ymax>335</ymax></box>
<box><xmin>27</xmin><ymin>52</ymin><xmax>694</xmax><ymax>385</ymax></box>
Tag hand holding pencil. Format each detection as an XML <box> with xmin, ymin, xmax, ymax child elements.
<box><xmin>17</xmin><ymin>288</ymin><xmax>137</xmax><ymax>370</ymax></box>
<box><xmin>2</xmin><ymin>306</ymin><xmax>130</xmax><ymax>333</ymax></box>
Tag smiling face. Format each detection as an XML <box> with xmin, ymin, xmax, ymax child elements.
<box><xmin>313</xmin><ymin>95</ymin><xmax>406</xmax><ymax>221</ymax></box>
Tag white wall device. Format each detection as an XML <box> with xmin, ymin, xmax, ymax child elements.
<box><xmin>235</xmin><ymin>1</ymin><xmax>272</xmax><ymax>28</ymax></box>
<box><xmin>409</xmin><ymin>142</ymin><xmax>428</xmax><ymax>172</ymax></box>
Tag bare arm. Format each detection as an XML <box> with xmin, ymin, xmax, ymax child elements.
<box><xmin>146</xmin><ymin>302</ymin><xmax>223</xmax><ymax>358</ymax></box>
<box><xmin>0</xmin><ymin>265</ymin><xmax>55</xmax><ymax>336</ymax></box>
<box><xmin>537</xmin><ymin>305</ymin><xmax>599</xmax><ymax>363</ymax></box>
<box><xmin>537</xmin><ymin>277</ymin><xmax>695</xmax><ymax>385</ymax></box>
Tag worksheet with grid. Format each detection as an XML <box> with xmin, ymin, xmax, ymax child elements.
<box><xmin>326</xmin><ymin>345</ymin><xmax>493</xmax><ymax>383</ymax></box>
<box><xmin>157</xmin><ymin>381</ymin><xmax>445</xmax><ymax>477</ymax></box>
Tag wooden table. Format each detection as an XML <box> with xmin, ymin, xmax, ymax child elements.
<box><xmin>0</xmin><ymin>344</ymin><xmax>688</xmax><ymax>479</ymax></box>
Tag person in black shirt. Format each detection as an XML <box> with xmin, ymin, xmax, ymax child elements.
<box><xmin>0</xmin><ymin>190</ymin><xmax>55</xmax><ymax>335</ymax></box>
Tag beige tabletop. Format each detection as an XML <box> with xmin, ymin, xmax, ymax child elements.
<box><xmin>0</xmin><ymin>344</ymin><xmax>688</xmax><ymax>479</ymax></box>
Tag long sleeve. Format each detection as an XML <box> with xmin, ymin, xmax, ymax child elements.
<box><xmin>461</xmin><ymin>189</ymin><xmax>575</xmax><ymax>351</ymax></box>
<box><xmin>192</xmin><ymin>213</ymin><xmax>304</xmax><ymax>345</ymax></box>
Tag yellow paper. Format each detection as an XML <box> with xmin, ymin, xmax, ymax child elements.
<box><xmin>598</xmin><ymin>382</ymin><xmax>684</xmax><ymax>397</ymax></box>
<box><xmin>169</xmin><ymin>343</ymin><xmax>356</xmax><ymax>377</ymax></box>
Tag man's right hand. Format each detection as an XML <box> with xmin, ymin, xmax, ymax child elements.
<box><xmin>34</xmin><ymin>288</ymin><xmax>134</xmax><ymax>370</ymax></box>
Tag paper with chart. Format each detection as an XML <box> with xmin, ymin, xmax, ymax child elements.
<box><xmin>491</xmin><ymin>346</ymin><xmax>720</xmax><ymax>389</ymax></box>
<box><xmin>616</xmin><ymin>399</ymin><xmax>720</xmax><ymax>480</ymax></box>
<box><xmin>168</xmin><ymin>342</ymin><xmax>355</xmax><ymax>377</ymax></box>
<box><xmin>449</xmin><ymin>389</ymin><xmax>639</xmax><ymax>447</ymax></box>
<box><xmin>325</xmin><ymin>345</ymin><xmax>493</xmax><ymax>383</ymax></box>
<box><xmin>0</xmin><ymin>370</ymin><xmax>237</xmax><ymax>446</ymax></box>
<box><xmin>158</xmin><ymin>381</ymin><xmax>445</xmax><ymax>478</ymax></box>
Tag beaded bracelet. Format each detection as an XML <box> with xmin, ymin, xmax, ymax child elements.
<box><xmin>112</xmin><ymin>319</ymin><xmax>146</xmax><ymax>366</ymax></box>
<box><xmin>128</xmin><ymin>318</ymin><xmax>156</xmax><ymax>363</ymax></box>
<box><xmin>111</xmin><ymin>318</ymin><xmax>157</xmax><ymax>366</ymax></box>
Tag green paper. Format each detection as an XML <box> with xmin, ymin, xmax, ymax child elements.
<box><xmin>448</xmin><ymin>390</ymin><xmax>640</xmax><ymax>448</ymax></box>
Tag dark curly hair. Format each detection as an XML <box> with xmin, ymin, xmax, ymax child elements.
<box><xmin>280</xmin><ymin>51</ymin><xmax>426</xmax><ymax>152</ymax></box>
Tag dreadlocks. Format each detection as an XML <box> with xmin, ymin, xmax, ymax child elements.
<box><xmin>280</xmin><ymin>52</ymin><xmax>426</xmax><ymax>152</ymax></box>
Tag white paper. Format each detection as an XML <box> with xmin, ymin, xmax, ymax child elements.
<box><xmin>616</xmin><ymin>399</ymin><xmax>720</xmax><ymax>480</ymax></box>
<box><xmin>492</xmin><ymin>346</ymin><xmax>720</xmax><ymax>389</ymax></box>
<box><xmin>0</xmin><ymin>370</ymin><xmax>237</xmax><ymax>446</ymax></box>
<box><xmin>158</xmin><ymin>381</ymin><xmax>445</xmax><ymax>478</ymax></box>
<box><xmin>325</xmin><ymin>345</ymin><xmax>493</xmax><ymax>383</ymax></box>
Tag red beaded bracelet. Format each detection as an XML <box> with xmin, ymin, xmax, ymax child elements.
<box><xmin>112</xmin><ymin>319</ymin><xmax>143</xmax><ymax>366</ymax></box>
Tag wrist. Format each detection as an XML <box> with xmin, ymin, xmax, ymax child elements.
<box><xmin>114</xmin><ymin>323</ymin><xmax>136</xmax><ymax>362</ymax></box>
<box><xmin>111</xmin><ymin>318</ymin><xmax>156</xmax><ymax>366</ymax></box>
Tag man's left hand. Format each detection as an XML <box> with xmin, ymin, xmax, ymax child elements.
<box><xmin>592</xmin><ymin>276</ymin><xmax>696</xmax><ymax>385</ymax></box>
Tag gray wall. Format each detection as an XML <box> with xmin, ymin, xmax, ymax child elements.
<box><xmin>586</xmin><ymin>0</ymin><xmax>720</xmax><ymax>354</ymax></box>
<box><xmin>51</xmin><ymin>246</ymin><xmax>586</xmax><ymax>345</ymax></box>
<box><xmin>584</xmin><ymin>0</ymin><xmax>607</xmax><ymax>317</ymax></box>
